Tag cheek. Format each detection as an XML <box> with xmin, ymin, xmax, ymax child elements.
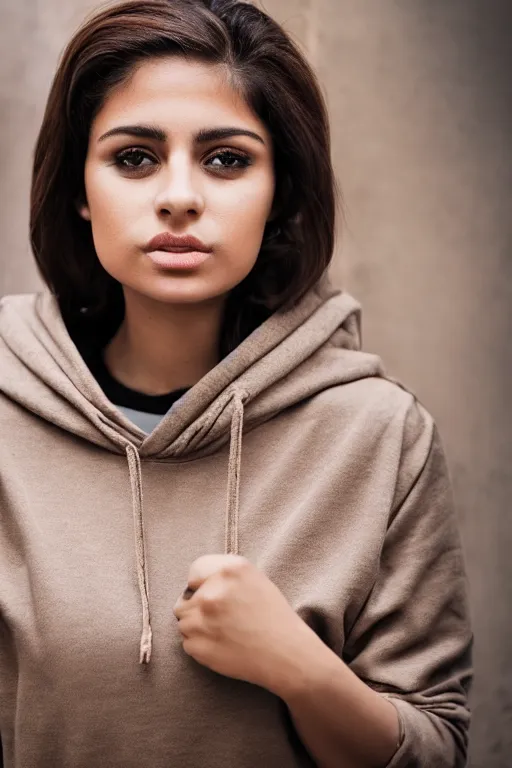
<box><xmin>217</xmin><ymin>175</ymin><xmax>274</xmax><ymax>251</ymax></box>
<box><xmin>85</xmin><ymin>168</ymin><xmax>142</xmax><ymax>253</ymax></box>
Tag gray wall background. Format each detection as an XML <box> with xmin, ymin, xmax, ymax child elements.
<box><xmin>1</xmin><ymin>1</ymin><xmax>511</xmax><ymax>765</ymax></box>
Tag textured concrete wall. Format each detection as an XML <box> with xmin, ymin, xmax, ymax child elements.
<box><xmin>1</xmin><ymin>1</ymin><xmax>511</xmax><ymax>765</ymax></box>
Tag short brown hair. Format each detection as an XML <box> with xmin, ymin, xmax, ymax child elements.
<box><xmin>30</xmin><ymin>0</ymin><xmax>338</xmax><ymax>354</ymax></box>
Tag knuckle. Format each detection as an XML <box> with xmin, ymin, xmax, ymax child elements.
<box><xmin>201</xmin><ymin>590</ymin><xmax>222</xmax><ymax>613</ymax></box>
<box><xmin>222</xmin><ymin>555</ymin><xmax>249</xmax><ymax>577</ymax></box>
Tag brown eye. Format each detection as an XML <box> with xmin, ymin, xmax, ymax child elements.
<box><xmin>114</xmin><ymin>148</ymin><xmax>155</xmax><ymax>170</ymax></box>
<box><xmin>206</xmin><ymin>150</ymin><xmax>252</xmax><ymax>171</ymax></box>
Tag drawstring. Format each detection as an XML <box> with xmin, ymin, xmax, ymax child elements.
<box><xmin>124</xmin><ymin>388</ymin><xmax>246</xmax><ymax>665</ymax></box>
<box><xmin>125</xmin><ymin>443</ymin><xmax>153</xmax><ymax>665</ymax></box>
<box><xmin>225</xmin><ymin>390</ymin><xmax>245</xmax><ymax>556</ymax></box>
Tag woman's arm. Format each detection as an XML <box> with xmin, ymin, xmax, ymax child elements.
<box><xmin>274</xmin><ymin>402</ymin><xmax>473</xmax><ymax>768</ymax></box>
<box><xmin>174</xmin><ymin>396</ymin><xmax>472</xmax><ymax>767</ymax></box>
<box><xmin>273</xmin><ymin>636</ymin><xmax>402</xmax><ymax>768</ymax></box>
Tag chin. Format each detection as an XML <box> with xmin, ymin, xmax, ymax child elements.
<box><xmin>128</xmin><ymin>273</ymin><xmax>238</xmax><ymax>306</ymax></box>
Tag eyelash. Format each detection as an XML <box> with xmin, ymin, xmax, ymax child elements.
<box><xmin>113</xmin><ymin>147</ymin><xmax>252</xmax><ymax>174</ymax></box>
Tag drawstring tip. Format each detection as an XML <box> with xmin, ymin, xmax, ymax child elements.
<box><xmin>139</xmin><ymin>624</ymin><xmax>153</xmax><ymax>665</ymax></box>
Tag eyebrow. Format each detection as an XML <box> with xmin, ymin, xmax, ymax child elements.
<box><xmin>97</xmin><ymin>124</ymin><xmax>266</xmax><ymax>145</ymax></box>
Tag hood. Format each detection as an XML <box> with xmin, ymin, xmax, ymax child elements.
<box><xmin>0</xmin><ymin>273</ymin><xmax>384</xmax><ymax>663</ymax></box>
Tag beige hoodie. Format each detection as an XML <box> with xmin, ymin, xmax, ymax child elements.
<box><xmin>0</xmin><ymin>277</ymin><xmax>472</xmax><ymax>768</ymax></box>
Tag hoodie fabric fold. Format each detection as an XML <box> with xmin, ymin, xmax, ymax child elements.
<box><xmin>0</xmin><ymin>276</ymin><xmax>472</xmax><ymax>768</ymax></box>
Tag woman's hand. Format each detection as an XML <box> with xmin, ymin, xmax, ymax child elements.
<box><xmin>173</xmin><ymin>554</ymin><xmax>318</xmax><ymax>695</ymax></box>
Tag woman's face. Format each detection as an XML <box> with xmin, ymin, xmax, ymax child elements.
<box><xmin>78</xmin><ymin>57</ymin><xmax>275</xmax><ymax>305</ymax></box>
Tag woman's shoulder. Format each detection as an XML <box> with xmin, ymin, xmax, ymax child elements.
<box><xmin>303</xmin><ymin>371</ymin><xmax>438</xmax><ymax>479</ymax></box>
<box><xmin>310</xmin><ymin>371</ymin><xmax>434</xmax><ymax>434</ymax></box>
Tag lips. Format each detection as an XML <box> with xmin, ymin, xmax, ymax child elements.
<box><xmin>145</xmin><ymin>232</ymin><xmax>211</xmax><ymax>253</ymax></box>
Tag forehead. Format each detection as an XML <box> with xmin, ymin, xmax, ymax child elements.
<box><xmin>90</xmin><ymin>56</ymin><xmax>269</xmax><ymax>141</ymax></box>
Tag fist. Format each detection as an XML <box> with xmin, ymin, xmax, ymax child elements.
<box><xmin>173</xmin><ymin>554</ymin><xmax>316</xmax><ymax>695</ymax></box>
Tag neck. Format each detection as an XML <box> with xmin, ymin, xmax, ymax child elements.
<box><xmin>104</xmin><ymin>287</ymin><xmax>226</xmax><ymax>395</ymax></box>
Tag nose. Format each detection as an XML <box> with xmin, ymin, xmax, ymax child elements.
<box><xmin>154</xmin><ymin>153</ymin><xmax>205</xmax><ymax>220</ymax></box>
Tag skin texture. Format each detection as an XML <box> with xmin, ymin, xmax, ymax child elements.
<box><xmin>77</xmin><ymin>56</ymin><xmax>275</xmax><ymax>393</ymax></box>
<box><xmin>173</xmin><ymin>554</ymin><xmax>319</xmax><ymax>692</ymax></box>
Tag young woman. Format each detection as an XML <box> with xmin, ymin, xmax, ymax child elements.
<box><xmin>0</xmin><ymin>1</ymin><xmax>473</xmax><ymax>766</ymax></box>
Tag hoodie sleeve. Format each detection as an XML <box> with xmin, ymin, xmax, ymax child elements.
<box><xmin>344</xmin><ymin>396</ymin><xmax>473</xmax><ymax>768</ymax></box>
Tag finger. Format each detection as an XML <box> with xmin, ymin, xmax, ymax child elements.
<box><xmin>173</xmin><ymin>593</ymin><xmax>196</xmax><ymax>619</ymax></box>
<box><xmin>176</xmin><ymin>616</ymin><xmax>196</xmax><ymax>639</ymax></box>
<box><xmin>173</xmin><ymin>586</ymin><xmax>198</xmax><ymax>618</ymax></box>
<box><xmin>175</xmin><ymin>554</ymin><xmax>247</xmax><ymax>618</ymax></box>
<box><xmin>187</xmin><ymin>554</ymin><xmax>245</xmax><ymax>591</ymax></box>
<box><xmin>186</xmin><ymin>554</ymin><xmax>231</xmax><ymax>592</ymax></box>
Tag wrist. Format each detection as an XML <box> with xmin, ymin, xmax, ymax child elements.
<box><xmin>265</xmin><ymin>621</ymin><xmax>338</xmax><ymax>702</ymax></box>
<box><xmin>267</xmin><ymin>628</ymin><xmax>401</xmax><ymax>768</ymax></box>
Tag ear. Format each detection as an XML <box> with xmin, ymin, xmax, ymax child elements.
<box><xmin>75</xmin><ymin>197</ymin><xmax>91</xmax><ymax>221</ymax></box>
